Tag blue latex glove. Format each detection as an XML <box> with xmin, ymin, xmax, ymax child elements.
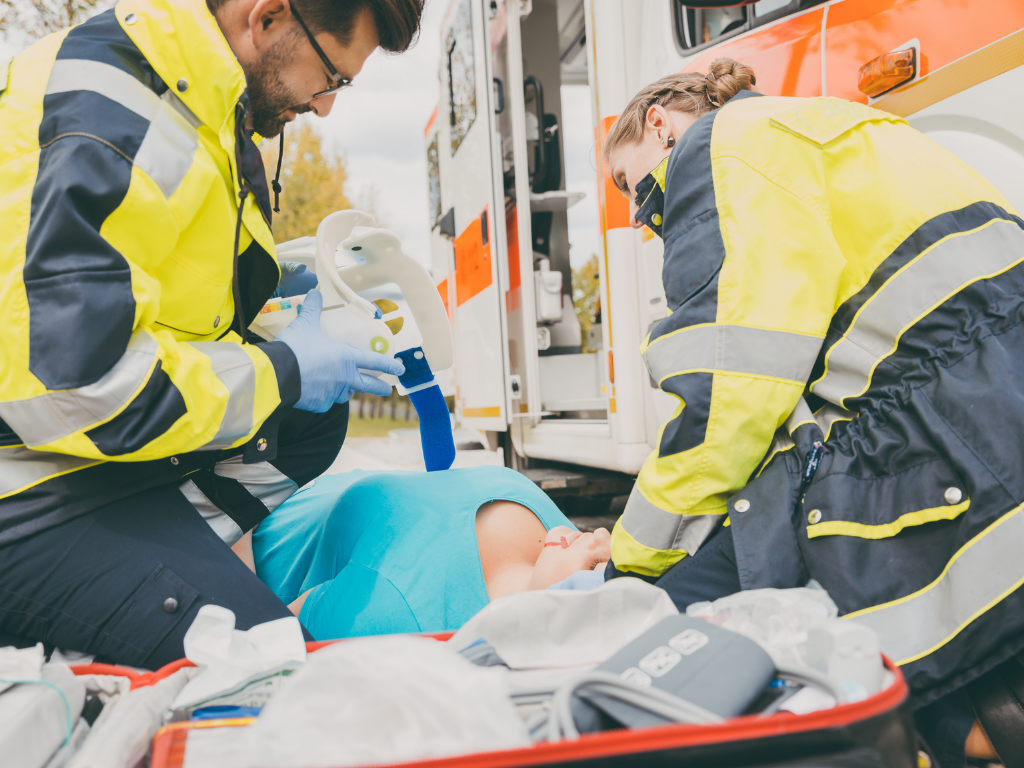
<box><xmin>272</xmin><ymin>262</ymin><xmax>319</xmax><ymax>299</ymax></box>
<box><xmin>276</xmin><ymin>289</ymin><xmax>405</xmax><ymax>412</ymax></box>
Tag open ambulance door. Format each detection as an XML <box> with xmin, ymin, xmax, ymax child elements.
<box><xmin>437</xmin><ymin>0</ymin><xmax>513</xmax><ymax>434</ymax></box>
<box><xmin>495</xmin><ymin>0</ymin><xmax>629</xmax><ymax>470</ymax></box>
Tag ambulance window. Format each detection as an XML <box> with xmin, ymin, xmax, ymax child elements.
<box><xmin>673</xmin><ymin>4</ymin><xmax>750</xmax><ymax>52</ymax></box>
<box><xmin>751</xmin><ymin>0</ymin><xmax>804</xmax><ymax>26</ymax></box>
<box><xmin>427</xmin><ymin>135</ymin><xmax>442</xmax><ymax>229</ymax></box>
<box><xmin>446</xmin><ymin>0</ymin><xmax>476</xmax><ymax>155</ymax></box>
<box><xmin>754</xmin><ymin>0</ymin><xmax>792</xmax><ymax>17</ymax></box>
<box><xmin>673</xmin><ymin>1</ymin><xmax>810</xmax><ymax>52</ymax></box>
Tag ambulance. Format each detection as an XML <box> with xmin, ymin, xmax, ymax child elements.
<box><xmin>424</xmin><ymin>0</ymin><xmax>1024</xmax><ymax>495</ymax></box>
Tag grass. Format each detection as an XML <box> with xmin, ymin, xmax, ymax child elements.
<box><xmin>346</xmin><ymin>414</ymin><xmax>419</xmax><ymax>438</ymax></box>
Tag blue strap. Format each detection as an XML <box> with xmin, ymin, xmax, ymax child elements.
<box><xmin>394</xmin><ymin>347</ymin><xmax>435</xmax><ymax>389</ymax></box>
<box><xmin>409</xmin><ymin>385</ymin><xmax>456</xmax><ymax>471</ymax></box>
<box><xmin>395</xmin><ymin>347</ymin><xmax>455</xmax><ymax>472</ymax></box>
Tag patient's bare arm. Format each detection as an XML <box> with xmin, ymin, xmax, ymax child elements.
<box><xmin>476</xmin><ymin>501</ymin><xmax>610</xmax><ymax>599</ymax></box>
<box><xmin>477</xmin><ymin>501</ymin><xmax>547</xmax><ymax>599</ymax></box>
<box><xmin>232</xmin><ymin>531</ymin><xmax>256</xmax><ymax>574</ymax></box>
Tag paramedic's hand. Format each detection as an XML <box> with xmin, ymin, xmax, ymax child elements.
<box><xmin>273</xmin><ymin>261</ymin><xmax>319</xmax><ymax>298</ymax></box>
<box><xmin>276</xmin><ymin>289</ymin><xmax>405</xmax><ymax>412</ymax></box>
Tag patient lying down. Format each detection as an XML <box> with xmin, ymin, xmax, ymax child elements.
<box><xmin>240</xmin><ymin>466</ymin><xmax>609</xmax><ymax>640</ymax></box>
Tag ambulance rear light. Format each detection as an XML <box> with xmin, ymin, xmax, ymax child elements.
<box><xmin>858</xmin><ymin>48</ymin><xmax>916</xmax><ymax>98</ymax></box>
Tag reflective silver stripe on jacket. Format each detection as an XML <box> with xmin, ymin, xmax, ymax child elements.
<box><xmin>619</xmin><ymin>484</ymin><xmax>723</xmax><ymax>555</ymax></box>
<box><xmin>815</xmin><ymin>403</ymin><xmax>855</xmax><ymax>439</ymax></box>
<box><xmin>0</xmin><ymin>446</ymin><xmax>99</xmax><ymax>498</ymax></box>
<box><xmin>186</xmin><ymin>343</ymin><xmax>256</xmax><ymax>450</ymax></box>
<box><xmin>644</xmin><ymin>324</ymin><xmax>823</xmax><ymax>386</ymax></box>
<box><xmin>785</xmin><ymin>398</ymin><xmax>815</xmax><ymax>433</ymax></box>
<box><xmin>812</xmin><ymin>219</ymin><xmax>1024</xmax><ymax>405</ymax></box>
<box><xmin>180</xmin><ymin>478</ymin><xmax>244</xmax><ymax>545</ymax></box>
<box><xmin>180</xmin><ymin>456</ymin><xmax>297</xmax><ymax>544</ymax></box>
<box><xmin>0</xmin><ymin>332</ymin><xmax>159</xmax><ymax>448</ymax></box>
<box><xmin>46</xmin><ymin>59</ymin><xmax>199</xmax><ymax>197</ymax></box>
<box><xmin>847</xmin><ymin>501</ymin><xmax>1024</xmax><ymax>665</ymax></box>
<box><xmin>213</xmin><ymin>455</ymin><xmax>298</xmax><ymax>514</ymax></box>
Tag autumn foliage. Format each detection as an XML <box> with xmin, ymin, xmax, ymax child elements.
<box><xmin>260</xmin><ymin>120</ymin><xmax>352</xmax><ymax>244</ymax></box>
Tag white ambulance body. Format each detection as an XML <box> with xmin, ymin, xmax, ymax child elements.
<box><xmin>424</xmin><ymin>0</ymin><xmax>1024</xmax><ymax>480</ymax></box>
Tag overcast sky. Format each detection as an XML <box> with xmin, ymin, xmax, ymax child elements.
<box><xmin>314</xmin><ymin>0</ymin><xmax>447</xmax><ymax>271</ymax></box>
<box><xmin>1</xmin><ymin>0</ymin><xmax>600</xmax><ymax>272</ymax></box>
<box><xmin>325</xmin><ymin>0</ymin><xmax>599</xmax><ymax>271</ymax></box>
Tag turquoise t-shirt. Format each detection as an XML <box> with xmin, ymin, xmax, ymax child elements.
<box><xmin>252</xmin><ymin>465</ymin><xmax>574</xmax><ymax>640</ymax></box>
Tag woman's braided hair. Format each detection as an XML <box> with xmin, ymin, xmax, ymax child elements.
<box><xmin>603</xmin><ymin>58</ymin><xmax>756</xmax><ymax>159</ymax></box>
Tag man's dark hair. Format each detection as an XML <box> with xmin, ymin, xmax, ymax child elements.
<box><xmin>208</xmin><ymin>0</ymin><xmax>424</xmax><ymax>53</ymax></box>
<box><xmin>301</xmin><ymin>0</ymin><xmax>423</xmax><ymax>53</ymax></box>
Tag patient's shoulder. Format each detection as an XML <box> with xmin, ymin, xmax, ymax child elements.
<box><xmin>476</xmin><ymin>500</ymin><xmax>548</xmax><ymax>598</ymax></box>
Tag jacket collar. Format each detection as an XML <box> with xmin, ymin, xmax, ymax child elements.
<box><xmin>113</xmin><ymin>0</ymin><xmax>246</xmax><ymax>137</ymax></box>
<box><xmin>114</xmin><ymin>0</ymin><xmax>277</xmax><ymax>261</ymax></box>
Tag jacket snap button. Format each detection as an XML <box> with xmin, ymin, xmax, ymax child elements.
<box><xmin>734</xmin><ymin>499</ymin><xmax>750</xmax><ymax>513</ymax></box>
<box><xmin>176</xmin><ymin>78</ymin><xmax>188</xmax><ymax>93</ymax></box>
<box><xmin>256</xmin><ymin>438</ymin><xmax>267</xmax><ymax>452</ymax></box>
<box><xmin>213</xmin><ymin>316</ymin><xmax>220</xmax><ymax>328</ymax></box>
<box><xmin>124</xmin><ymin>12</ymin><xmax>138</xmax><ymax>24</ymax></box>
<box><xmin>944</xmin><ymin>487</ymin><xmax>963</xmax><ymax>505</ymax></box>
<box><xmin>163</xmin><ymin>597</ymin><xmax>178</xmax><ymax>614</ymax></box>
<box><xmin>170</xmin><ymin>456</ymin><xmax>179</xmax><ymax>465</ymax></box>
<box><xmin>808</xmin><ymin>509</ymin><xmax>822</xmax><ymax>525</ymax></box>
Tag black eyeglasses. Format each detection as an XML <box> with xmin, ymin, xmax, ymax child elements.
<box><xmin>290</xmin><ymin>1</ymin><xmax>353</xmax><ymax>99</ymax></box>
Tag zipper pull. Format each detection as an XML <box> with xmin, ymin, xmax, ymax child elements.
<box><xmin>801</xmin><ymin>440</ymin><xmax>828</xmax><ymax>492</ymax></box>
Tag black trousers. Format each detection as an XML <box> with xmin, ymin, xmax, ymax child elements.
<box><xmin>607</xmin><ymin>523</ymin><xmax>977</xmax><ymax>768</ymax></box>
<box><xmin>0</xmin><ymin>404</ymin><xmax>348</xmax><ymax>670</ymax></box>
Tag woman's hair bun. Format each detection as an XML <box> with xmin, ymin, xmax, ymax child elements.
<box><xmin>602</xmin><ymin>58</ymin><xmax>758</xmax><ymax>160</ymax></box>
<box><xmin>704</xmin><ymin>58</ymin><xmax>756</xmax><ymax>107</ymax></box>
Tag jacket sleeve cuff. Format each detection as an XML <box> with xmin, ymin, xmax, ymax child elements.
<box><xmin>259</xmin><ymin>340</ymin><xmax>301</xmax><ymax>409</ymax></box>
<box><xmin>242</xmin><ymin>341</ymin><xmax>299</xmax><ymax>465</ymax></box>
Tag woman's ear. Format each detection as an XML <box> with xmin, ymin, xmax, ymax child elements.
<box><xmin>645</xmin><ymin>104</ymin><xmax>671</xmax><ymax>145</ymax></box>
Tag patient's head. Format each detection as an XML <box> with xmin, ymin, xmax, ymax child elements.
<box><xmin>476</xmin><ymin>501</ymin><xmax>610</xmax><ymax>599</ymax></box>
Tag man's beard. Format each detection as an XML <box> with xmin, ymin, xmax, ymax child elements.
<box><xmin>244</xmin><ymin>32</ymin><xmax>311</xmax><ymax>137</ymax></box>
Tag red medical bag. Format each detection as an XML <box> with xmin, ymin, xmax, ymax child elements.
<box><xmin>81</xmin><ymin>639</ymin><xmax>920</xmax><ymax>768</ymax></box>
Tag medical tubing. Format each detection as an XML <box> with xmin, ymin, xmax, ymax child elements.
<box><xmin>0</xmin><ymin>677</ymin><xmax>74</xmax><ymax>746</ymax></box>
<box><xmin>561</xmin><ymin>681</ymin><xmax>722</xmax><ymax>737</ymax></box>
<box><xmin>546</xmin><ymin>671</ymin><xmax>723</xmax><ymax>742</ymax></box>
<box><xmin>528</xmin><ymin>666</ymin><xmax>846</xmax><ymax>741</ymax></box>
<box><xmin>775</xmin><ymin>663</ymin><xmax>847</xmax><ymax>705</ymax></box>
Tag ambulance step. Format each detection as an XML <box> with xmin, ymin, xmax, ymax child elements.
<box><xmin>521</xmin><ymin>466</ymin><xmax>633</xmax><ymax>494</ymax></box>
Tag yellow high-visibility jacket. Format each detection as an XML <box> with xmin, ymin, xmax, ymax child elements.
<box><xmin>0</xmin><ymin>0</ymin><xmax>298</xmax><ymax>542</ymax></box>
<box><xmin>610</xmin><ymin>91</ymin><xmax>1024</xmax><ymax>700</ymax></box>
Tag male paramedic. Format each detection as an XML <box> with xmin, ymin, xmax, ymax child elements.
<box><xmin>0</xmin><ymin>0</ymin><xmax>422</xmax><ymax>668</ymax></box>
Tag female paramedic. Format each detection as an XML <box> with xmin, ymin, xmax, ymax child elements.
<box><xmin>602</xmin><ymin>58</ymin><xmax>1024</xmax><ymax>766</ymax></box>
<box><xmin>235</xmin><ymin>465</ymin><xmax>609</xmax><ymax>639</ymax></box>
